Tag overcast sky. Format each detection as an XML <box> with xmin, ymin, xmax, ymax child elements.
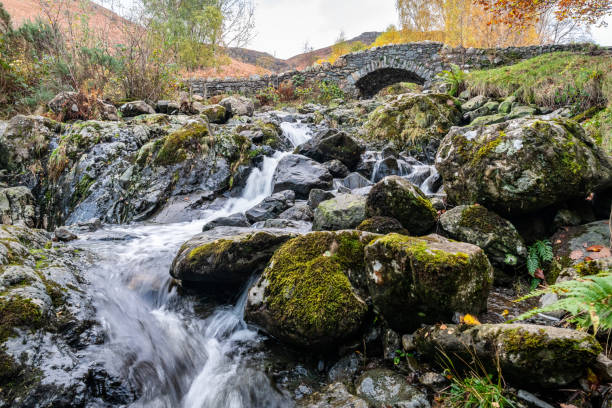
<box><xmin>101</xmin><ymin>0</ymin><xmax>612</xmax><ymax>59</ymax></box>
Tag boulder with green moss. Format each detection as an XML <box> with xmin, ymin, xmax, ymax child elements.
<box><xmin>170</xmin><ymin>227</ymin><xmax>297</xmax><ymax>291</ymax></box>
<box><xmin>439</xmin><ymin>204</ymin><xmax>527</xmax><ymax>282</ymax></box>
<box><xmin>365</xmin><ymin>176</ymin><xmax>437</xmax><ymax>235</ymax></box>
<box><xmin>414</xmin><ymin>323</ymin><xmax>602</xmax><ymax>388</ymax></box>
<box><xmin>363</xmin><ymin>93</ymin><xmax>461</xmax><ymax>160</ymax></box>
<box><xmin>377</xmin><ymin>82</ymin><xmax>423</xmax><ymax>97</ymax></box>
<box><xmin>357</xmin><ymin>216</ymin><xmax>408</xmax><ymax>235</ymax></box>
<box><xmin>245</xmin><ymin>230</ymin><xmax>379</xmax><ymax>348</ymax></box>
<box><xmin>364</xmin><ymin>234</ymin><xmax>493</xmax><ymax>331</ymax></box>
<box><xmin>312</xmin><ymin>194</ymin><xmax>366</xmax><ymax>231</ymax></box>
<box><xmin>436</xmin><ymin>117</ymin><xmax>612</xmax><ymax>216</ymax></box>
<box><xmin>200</xmin><ymin>104</ymin><xmax>228</xmax><ymax>124</ymax></box>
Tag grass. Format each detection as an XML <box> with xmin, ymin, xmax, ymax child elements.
<box><xmin>583</xmin><ymin>106</ymin><xmax>612</xmax><ymax>155</ymax></box>
<box><xmin>465</xmin><ymin>52</ymin><xmax>612</xmax><ymax>112</ymax></box>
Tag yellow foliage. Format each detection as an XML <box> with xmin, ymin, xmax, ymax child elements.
<box><xmin>460</xmin><ymin>314</ymin><xmax>482</xmax><ymax>325</ymax></box>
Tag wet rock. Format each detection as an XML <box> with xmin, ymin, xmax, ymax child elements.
<box><xmin>296</xmin><ymin>129</ymin><xmax>365</xmax><ymax>170</ymax></box>
<box><xmin>355</xmin><ymin>369</ymin><xmax>430</xmax><ymax>408</ymax></box>
<box><xmin>119</xmin><ymin>100</ymin><xmax>155</xmax><ymax>117</ymax></box>
<box><xmin>245</xmin><ymin>231</ymin><xmax>378</xmax><ymax>348</ymax></box>
<box><xmin>279</xmin><ymin>204</ymin><xmax>314</xmax><ymax>222</ymax></box>
<box><xmin>551</xmin><ymin>220</ymin><xmax>611</xmax><ymax>265</ymax></box>
<box><xmin>308</xmin><ymin>189</ymin><xmax>335</xmax><ymax>210</ymax></box>
<box><xmin>322</xmin><ymin>159</ymin><xmax>350</xmax><ymax>178</ymax></box>
<box><xmin>171</xmin><ymin>227</ymin><xmax>297</xmax><ymax>291</ymax></box>
<box><xmin>436</xmin><ymin>117</ymin><xmax>612</xmax><ymax>216</ymax></box>
<box><xmin>245</xmin><ymin>190</ymin><xmax>295</xmax><ymax>223</ymax></box>
<box><xmin>364</xmin><ymin>234</ymin><xmax>493</xmax><ymax>332</ymax></box>
<box><xmin>272</xmin><ymin>155</ymin><xmax>333</xmax><ymax>199</ymax></box>
<box><xmin>220</xmin><ymin>96</ymin><xmax>254</xmax><ymax>117</ymax></box>
<box><xmin>439</xmin><ymin>204</ymin><xmax>527</xmax><ymax>282</ymax></box>
<box><xmin>0</xmin><ymin>186</ymin><xmax>36</xmax><ymax>227</ymax></box>
<box><xmin>365</xmin><ymin>176</ymin><xmax>437</xmax><ymax>235</ymax></box>
<box><xmin>382</xmin><ymin>328</ymin><xmax>401</xmax><ymax>361</ymax></box>
<box><xmin>414</xmin><ymin>323</ymin><xmax>602</xmax><ymax>388</ymax></box>
<box><xmin>364</xmin><ymin>93</ymin><xmax>461</xmax><ymax>160</ymax></box>
<box><xmin>54</xmin><ymin>227</ymin><xmax>77</xmax><ymax>242</ymax></box>
<box><xmin>202</xmin><ymin>213</ymin><xmax>250</xmax><ymax>231</ymax></box>
<box><xmin>297</xmin><ymin>383</ymin><xmax>368</xmax><ymax>408</ymax></box>
<box><xmin>252</xmin><ymin>219</ymin><xmax>311</xmax><ymax>230</ymax></box>
<box><xmin>357</xmin><ymin>217</ymin><xmax>408</xmax><ymax>235</ymax></box>
<box><xmin>312</xmin><ymin>194</ymin><xmax>367</xmax><ymax>231</ymax></box>
<box><xmin>340</xmin><ymin>172</ymin><xmax>372</xmax><ymax>190</ymax></box>
<box><xmin>419</xmin><ymin>372</ymin><xmax>448</xmax><ymax>390</ymax></box>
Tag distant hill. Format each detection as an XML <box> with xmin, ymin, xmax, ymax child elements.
<box><xmin>284</xmin><ymin>32</ymin><xmax>382</xmax><ymax>70</ymax></box>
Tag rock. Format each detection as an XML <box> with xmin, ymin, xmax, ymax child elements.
<box><xmin>483</xmin><ymin>101</ymin><xmax>499</xmax><ymax>112</ymax></box>
<box><xmin>278</xmin><ymin>204</ymin><xmax>314</xmax><ymax>222</ymax></box>
<box><xmin>296</xmin><ymin>129</ymin><xmax>365</xmax><ymax>170</ymax></box>
<box><xmin>308</xmin><ymin>189</ymin><xmax>335</xmax><ymax>210</ymax></box>
<box><xmin>200</xmin><ymin>104</ymin><xmax>227</xmax><ymax>124</ymax></box>
<box><xmin>322</xmin><ymin>159</ymin><xmax>350</xmax><ymax>178</ymax></box>
<box><xmin>507</xmin><ymin>105</ymin><xmax>538</xmax><ymax>119</ymax></box>
<box><xmin>402</xmin><ymin>334</ymin><xmax>416</xmax><ymax>352</ymax></box>
<box><xmin>170</xmin><ymin>227</ymin><xmax>297</xmax><ymax>291</ymax></box>
<box><xmin>436</xmin><ymin>118</ymin><xmax>612</xmax><ymax>215</ymax></box>
<box><xmin>245</xmin><ymin>190</ymin><xmax>295</xmax><ymax>223</ymax></box>
<box><xmin>252</xmin><ymin>219</ymin><xmax>311</xmax><ymax>230</ymax></box>
<box><xmin>516</xmin><ymin>390</ymin><xmax>555</xmax><ymax>408</ymax></box>
<box><xmin>461</xmin><ymin>95</ymin><xmax>488</xmax><ymax>111</ymax></box>
<box><xmin>593</xmin><ymin>353</ymin><xmax>612</xmax><ymax>382</ymax></box>
<box><xmin>312</xmin><ymin>194</ymin><xmax>367</xmax><ymax>231</ymax></box>
<box><xmin>54</xmin><ymin>227</ymin><xmax>77</xmax><ymax>242</ymax></box>
<box><xmin>551</xmin><ymin>220</ymin><xmax>611</xmax><ymax>265</ymax></box>
<box><xmin>119</xmin><ymin>100</ymin><xmax>155</xmax><ymax>117</ymax></box>
<box><xmin>364</xmin><ymin>234</ymin><xmax>493</xmax><ymax>331</ymax></box>
<box><xmin>98</xmin><ymin>100</ymin><xmax>119</xmax><ymax>121</ymax></box>
<box><xmin>357</xmin><ymin>217</ymin><xmax>408</xmax><ymax>235</ymax></box>
<box><xmin>419</xmin><ymin>372</ymin><xmax>448</xmax><ymax>390</ymax></box>
<box><xmin>498</xmin><ymin>96</ymin><xmax>516</xmax><ymax>114</ymax></box>
<box><xmin>383</xmin><ymin>328</ymin><xmax>401</xmax><ymax>361</ymax></box>
<box><xmin>297</xmin><ymin>383</ymin><xmax>368</xmax><ymax>408</ymax></box>
<box><xmin>355</xmin><ymin>369</ymin><xmax>430</xmax><ymax>408</ymax></box>
<box><xmin>48</xmin><ymin>91</ymin><xmax>80</xmax><ymax>115</ymax></box>
<box><xmin>414</xmin><ymin>323</ymin><xmax>602</xmax><ymax>388</ymax></box>
<box><xmin>469</xmin><ymin>113</ymin><xmax>507</xmax><ymax>127</ymax></box>
<box><xmin>0</xmin><ymin>186</ymin><xmax>36</xmax><ymax>227</ymax></box>
<box><xmin>219</xmin><ymin>96</ymin><xmax>254</xmax><ymax>117</ymax></box>
<box><xmin>245</xmin><ymin>231</ymin><xmax>377</xmax><ymax>348</ymax></box>
<box><xmin>365</xmin><ymin>176</ymin><xmax>437</xmax><ymax>235</ymax></box>
<box><xmin>155</xmin><ymin>100</ymin><xmax>181</xmax><ymax>114</ymax></box>
<box><xmin>327</xmin><ymin>353</ymin><xmax>363</xmax><ymax>383</ymax></box>
<box><xmin>202</xmin><ymin>213</ymin><xmax>250</xmax><ymax>231</ymax></box>
<box><xmin>464</xmin><ymin>105</ymin><xmax>491</xmax><ymax>122</ymax></box>
<box><xmin>439</xmin><ymin>205</ymin><xmax>527</xmax><ymax>282</ymax></box>
<box><xmin>272</xmin><ymin>155</ymin><xmax>333</xmax><ymax>199</ymax></box>
<box><xmin>340</xmin><ymin>172</ymin><xmax>372</xmax><ymax>190</ymax></box>
<box><xmin>364</xmin><ymin>93</ymin><xmax>461</xmax><ymax>160</ymax></box>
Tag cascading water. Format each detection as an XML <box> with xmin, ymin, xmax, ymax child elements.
<box><xmin>73</xmin><ymin>122</ymin><xmax>311</xmax><ymax>407</ymax></box>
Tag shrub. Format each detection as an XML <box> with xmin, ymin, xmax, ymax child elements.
<box><xmin>255</xmin><ymin>86</ymin><xmax>279</xmax><ymax>106</ymax></box>
<box><xmin>318</xmin><ymin>80</ymin><xmax>344</xmax><ymax>103</ymax></box>
<box><xmin>277</xmin><ymin>80</ymin><xmax>295</xmax><ymax>102</ymax></box>
<box><xmin>437</xmin><ymin>64</ymin><xmax>466</xmax><ymax>97</ymax></box>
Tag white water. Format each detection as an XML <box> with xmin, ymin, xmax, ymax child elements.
<box><xmin>280</xmin><ymin>121</ymin><xmax>312</xmax><ymax>147</ymax></box>
<box><xmin>367</xmin><ymin>151</ymin><xmax>442</xmax><ymax>196</ymax></box>
<box><xmin>75</xmin><ymin>122</ymin><xmax>312</xmax><ymax>407</ymax></box>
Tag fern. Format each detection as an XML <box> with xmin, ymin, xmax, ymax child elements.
<box><xmin>436</xmin><ymin>64</ymin><xmax>466</xmax><ymax>97</ymax></box>
<box><xmin>526</xmin><ymin>240</ymin><xmax>552</xmax><ymax>276</ymax></box>
<box><xmin>513</xmin><ymin>272</ymin><xmax>612</xmax><ymax>333</ymax></box>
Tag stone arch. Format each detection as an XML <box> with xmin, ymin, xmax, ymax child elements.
<box><xmin>355</xmin><ymin>68</ymin><xmax>425</xmax><ymax>98</ymax></box>
<box><xmin>348</xmin><ymin>58</ymin><xmax>431</xmax><ymax>99</ymax></box>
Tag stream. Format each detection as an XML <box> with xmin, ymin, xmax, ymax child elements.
<box><xmin>71</xmin><ymin>120</ymin><xmax>441</xmax><ymax>407</ymax></box>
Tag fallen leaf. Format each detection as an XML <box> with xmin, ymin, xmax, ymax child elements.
<box><xmin>569</xmin><ymin>250</ymin><xmax>584</xmax><ymax>260</ymax></box>
<box><xmin>584</xmin><ymin>257</ymin><xmax>593</xmax><ymax>262</ymax></box>
<box><xmin>534</xmin><ymin>269</ymin><xmax>545</xmax><ymax>280</ymax></box>
<box><xmin>501</xmin><ymin>309</ymin><xmax>509</xmax><ymax>317</ymax></box>
<box><xmin>440</xmin><ymin>324</ymin><xmax>447</xmax><ymax>330</ymax></box>
<box><xmin>555</xmin><ymin>240</ymin><xmax>562</xmax><ymax>244</ymax></box>
<box><xmin>586</xmin><ymin>245</ymin><xmax>603</xmax><ymax>252</ymax></box>
<box><xmin>560</xmin><ymin>404</ymin><xmax>579</xmax><ymax>408</ymax></box>
<box><xmin>460</xmin><ymin>314</ymin><xmax>481</xmax><ymax>326</ymax></box>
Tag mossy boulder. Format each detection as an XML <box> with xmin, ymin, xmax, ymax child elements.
<box><xmin>154</xmin><ymin>122</ymin><xmax>215</xmax><ymax>166</ymax></box>
<box><xmin>357</xmin><ymin>216</ymin><xmax>408</xmax><ymax>235</ymax></box>
<box><xmin>0</xmin><ymin>186</ymin><xmax>37</xmax><ymax>228</ymax></box>
<box><xmin>436</xmin><ymin>118</ymin><xmax>612</xmax><ymax>216</ymax></box>
<box><xmin>363</xmin><ymin>93</ymin><xmax>461</xmax><ymax>159</ymax></box>
<box><xmin>415</xmin><ymin>323</ymin><xmax>602</xmax><ymax>388</ymax></box>
<box><xmin>355</xmin><ymin>369</ymin><xmax>429</xmax><ymax>408</ymax></box>
<box><xmin>365</xmin><ymin>176</ymin><xmax>437</xmax><ymax>235</ymax></box>
<box><xmin>377</xmin><ymin>82</ymin><xmax>423</xmax><ymax>97</ymax></box>
<box><xmin>200</xmin><ymin>104</ymin><xmax>227</xmax><ymax>124</ymax></box>
<box><xmin>364</xmin><ymin>234</ymin><xmax>493</xmax><ymax>332</ymax></box>
<box><xmin>439</xmin><ymin>204</ymin><xmax>527</xmax><ymax>282</ymax></box>
<box><xmin>119</xmin><ymin>100</ymin><xmax>155</xmax><ymax>117</ymax></box>
<box><xmin>0</xmin><ymin>115</ymin><xmax>58</xmax><ymax>174</ymax></box>
<box><xmin>245</xmin><ymin>231</ymin><xmax>379</xmax><ymax>348</ymax></box>
<box><xmin>170</xmin><ymin>227</ymin><xmax>297</xmax><ymax>292</ymax></box>
<box><xmin>312</xmin><ymin>194</ymin><xmax>367</xmax><ymax>231</ymax></box>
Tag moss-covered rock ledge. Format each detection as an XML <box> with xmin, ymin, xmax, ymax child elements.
<box><xmin>414</xmin><ymin>323</ymin><xmax>602</xmax><ymax>388</ymax></box>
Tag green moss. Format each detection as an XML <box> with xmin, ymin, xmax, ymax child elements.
<box><xmin>188</xmin><ymin>239</ymin><xmax>234</xmax><ymax>266</ymax></box>
<box><xmin>70</xmin><ymin>174</ymin><xmax>95</xmax><ymax>208</ymax></box>
<box><xmin>154</xmin><ymin>123</ymin><xmax>212</xmax><ymax>166</ymax></box>
<box><xmin>264</xmin><ymin>232</ymin><xmax>368</xmax><ymax>336</ymax></box>
<box><xmin>458</xmin><ymin>205</ymin><xmax>506</xmax><ymax>233</ymax></box>
<box><xmin>0</xmin><ymin>296</ymin><xmax>44</xmax><ymax>343</ymax></box>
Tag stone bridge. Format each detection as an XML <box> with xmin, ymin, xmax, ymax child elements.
<box><xmin>188</xmin><ymin>42</ymin><xmax>599</xmax><ymax>99</ymax></box>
